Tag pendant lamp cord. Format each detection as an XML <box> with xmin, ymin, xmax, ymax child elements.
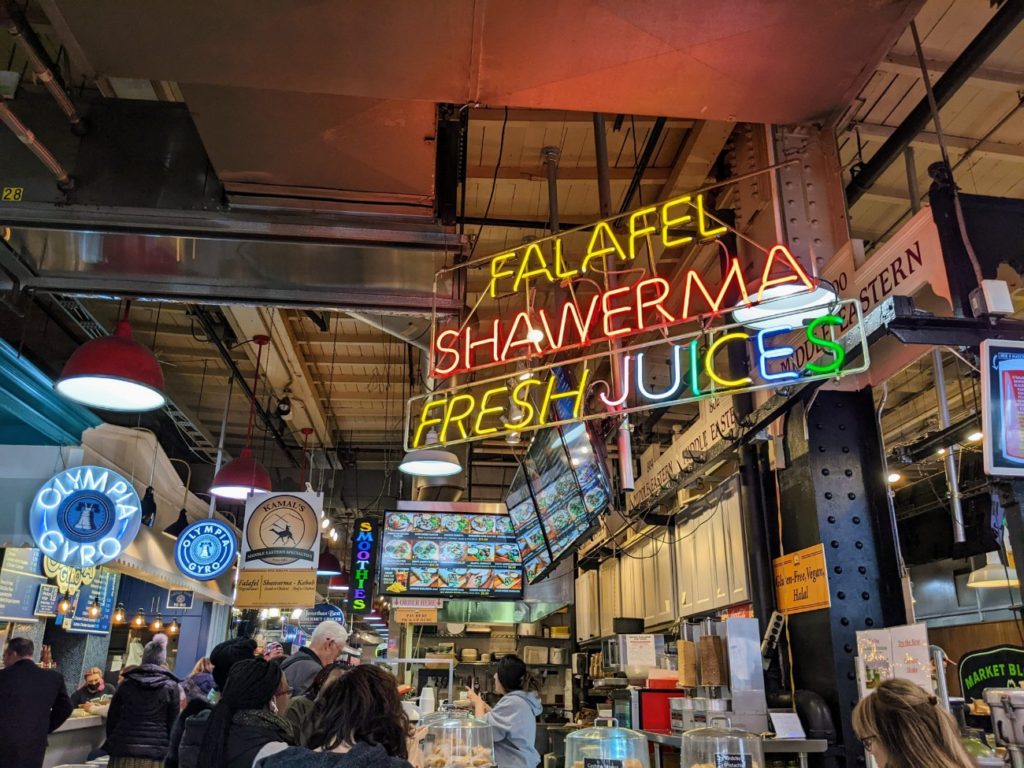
<box><xmin>246</xmin><ymin>340</ymin><xmax>265</xmax><ymax>449</ymax></box>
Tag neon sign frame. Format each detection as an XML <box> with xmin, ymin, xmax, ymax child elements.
<box><xmin>405</xmin><ymin>299</ymin><xmax>869</xmax><ymax>450</ymax></box>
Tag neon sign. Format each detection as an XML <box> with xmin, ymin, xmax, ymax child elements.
<box><xmin>349</xmin><ymin>518</ymin><xmax>378</xmax><ymax>613</ymax></box>
<box><xmin>29</xmin><ymin>466</ymin><xmax>142</xmax><ymax>569</ymax></box>
<box><xmin>407</xmin><ymin>301</ymin><xmax>869</xmax><ymax>450</ymax></box>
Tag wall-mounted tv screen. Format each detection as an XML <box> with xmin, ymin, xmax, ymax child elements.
<box><xmin>507</xmin><ymin>421</ymin><xmax>612</xmax><ymax>583</ymax></box>
<box><xmin>379</xmin><ymin>505</ymin><xmax>523</xmax><ymax>598</ymax></box>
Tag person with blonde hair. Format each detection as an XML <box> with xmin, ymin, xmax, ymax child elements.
<box><xmin>852</xmin><ymin>678</ymin><xmax>974</xmax><ymax>768</ymax></box>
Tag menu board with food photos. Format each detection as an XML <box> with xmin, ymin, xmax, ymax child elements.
<box><xmin>507</xmin><ymin>421</ymin><xmax>612</xmax><ymax>584</ymax></box>
<box><xmin>380</xmin><ymin>509</ymin><xmax>524</xmax><ymax>598</ymax></box>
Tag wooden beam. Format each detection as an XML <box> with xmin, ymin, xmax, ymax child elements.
<box><xmin>855</xmin><ymin>122</ymin><xmax>1024</xmax><ymax>163</ymax></box>
<box><xmin>877</xmin><ymin>51</ymin><xmax>1024</xmax><ymax>93</ymax></box>
<box><xmin>466</xmin><ymin>165</ymin><xmax>670</xmax><ymax>182</ymax></box>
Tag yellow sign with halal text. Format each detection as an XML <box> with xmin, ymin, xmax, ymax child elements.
<box><xmin>774</xmin><ymin>543</ymin><xmax>831</xmax><ymax>616</ymax></box>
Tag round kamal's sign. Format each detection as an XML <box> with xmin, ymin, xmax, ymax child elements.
<box><xmin>29</xmin><ymin>466</ymin><xmax>142</xmax><ymax>569</ymax></box>
<box><xmin>245</xmin><ymin>494</ymin><xmax>318</xmax><ymax>567</ymax></box>
<box><xmin>175</xmin><ymin>519</ymin><xmax>237</xmax><ymax>580</ymax></box>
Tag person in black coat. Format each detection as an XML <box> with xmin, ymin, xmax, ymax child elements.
<box><xmin>105</xmin><ymin>634</ymin><xmax>181</xmax><ymax>768</ymax></box>
<box><xmin>168</xmin><ymin>636</ymin><xmax>258</xmax><ymax>768</ymax></box>
<box><xmin>195</xmin><ymin>658</ymin><xmax>294</xmax><ymax>768</ymax></box>
<box><xmin>0</xmin><ymin>637</ymin><xmax>73</xmax><ymax>768</ymax></box>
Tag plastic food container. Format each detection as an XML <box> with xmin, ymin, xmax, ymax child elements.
<box><xmin>421</xmin><ymin>708</ymin><xmax>495</xmax><ymax>768</ymax></box>
<box><xmin>682</xmin><ymin>719</ymin><xmax>764</xmax><ymax>768</ymax></box>
<box><xmin>565</xmin><ymin>718</ymin><xmax>650</xmax><ymax>768</ymax></box>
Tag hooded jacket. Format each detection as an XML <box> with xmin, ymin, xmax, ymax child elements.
<box><xmin>486</xmin><ymin>690</ymin><xmax>543</xmax><ymax>768</ymax></box>
<box><xmin>255</xmin><ymin>742</ymin><xmax>412</xmax><ymax>768</ymax></box>
<box><xmin>166</xmin><ymin>697</ymin><xmax>213</xmax><ymax>768</ymax></box>
<box><xmin>104</xmin><ymin>663</ymin><xmax>180</xmax><ymax>760</ymax></box>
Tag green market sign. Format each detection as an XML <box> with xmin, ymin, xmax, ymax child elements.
<box><xmin>959</xmin><ymin>644</ymin><xmax>1024</xmax><ymax>701</ymax></box>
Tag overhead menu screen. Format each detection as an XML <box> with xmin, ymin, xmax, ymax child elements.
<box><xmin>380</xmin><ymin>511</ymin><xmax>523</xmax><ymax>598</ymax></box>
<box><xmin>507</xmin><ymin>421</ymin><xmax>612</xmax><ymax>583</ymax></box>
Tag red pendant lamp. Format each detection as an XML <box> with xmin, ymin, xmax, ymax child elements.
<box><xmin>55</xmin><ymin>302</ymin><xmax>166</xmax><ymax>411</ymax></box>
<box><xmin>210</xmin><ymin>336</ymin><xmax>273</xmax><ymax>500</ymax></box>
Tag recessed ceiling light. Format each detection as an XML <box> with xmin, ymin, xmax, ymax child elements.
<box><xmin>887</xmin><ymin>472</ymin><xmax>901</xmax><ymax>483</ymax></box>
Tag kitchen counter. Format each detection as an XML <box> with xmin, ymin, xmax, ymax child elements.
<box><xmin>44</xmin><ymin>713</ymin><xmax>105</xmax><ymax>768</ymax></box>
<box><xmin>642</xmin><ymin>729</ymin><xmax>828</xmax><ymax>768</ymax></box>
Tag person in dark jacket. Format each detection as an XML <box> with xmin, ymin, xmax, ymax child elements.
<box><xmin>254</xmin><ymin>665</ymin><xmax>413</xmax><ymax>768</ymax></box>
<box><xmin>0</xmin><ymin>637</ymin><xmax>73</xmax><ymax>768</ymax></box>
<box><xmin>167</xmin><ymin>636</ymin><xmax>257</xmax><ymax>768</ymax></box>
<box><xmin>282</xmin><ymin>662</ymin><xmax>348</xmax><ymax>746</ymax></box>
<box><xmin>280</xmin><ymin>621</ymin><xmax>347</xmax><ymax>697</ymax></box>
<box><xmin>195</xmin><ymin>658</ymin><xmax>293</xmax><ymax>768</ymax></box>
<box><xmin>105</xmin><ymin>634</ymin><xmax>181</xmax><ymax>768</ymax></box>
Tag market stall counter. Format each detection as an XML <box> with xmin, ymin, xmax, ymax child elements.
<box><xmin>44</xmin><ymin>713</ymin><xmax>105</xmax><ymax>768</ymax></box>
<box><xmin>642</xmin><ymin>730</ymin><xmax>828</xmax><ymax>768</ymax></box>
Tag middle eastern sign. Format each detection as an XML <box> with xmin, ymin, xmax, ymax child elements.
<box><xmin>175</xmin><ymin>519</ymin><xmax>237</xmax><ymax>581</ymax></box>
<box><xmin>29</xmin><ymin>466</ymin><xmax>142</xmax><ymax>568</ymax></box>
<box><xmin>350</xmin><ymin>517</ymin><xmax>379</xmax><ymax>613</ymax></box>
<box><xmin>773</xmin><ymin>543</ymin><xmax>831</xmax><ymax>616</ymax></box>
<box><xmin>408</xmin><ymin>186</ymin><xmax>871</xmax><ymax>450</ymax></box>
<box><xmin>981</xmin><ymin>340</ymin><xmax>1024</xmax><ymax>477</ymax></box>
<box><xmin>236</xmin><ymin>492</ymin><xmax>322</xmax><ymax>609</ymax></box>
<box><xmin>959</xmin><ymin>645</ymin><xmax>1024</xmax><ymax>701</ymax></box>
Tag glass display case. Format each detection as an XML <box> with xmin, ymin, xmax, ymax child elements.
<box><xmin>420</xmin><ymin>707</ymin><xmax>495</xmax><ymax>768</ymax></box>
<box><xmin>565</xmin><ymin>718</ymin><xmax>651</xmax><ymax>768</ymax></box>
<box><xmin>681</xmin><ymin>720</ymin><xmax>764</xmax><ymax>768</ymax></box>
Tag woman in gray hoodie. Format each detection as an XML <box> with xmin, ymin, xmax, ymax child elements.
<box><xmin>467</xmin><ymin>654</ymin><xmax>542</xmax><ymax>768</ymax></box>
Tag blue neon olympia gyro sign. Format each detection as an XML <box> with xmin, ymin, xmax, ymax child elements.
<box><xmin>175</xmin><ymin>519</ymin><xmax>238</xmax><ymax>581</ymax></box>
<box><xmin>29</xmin><ymin>466</ymin><xmax>142</xmax><ymax>569</ymax></box>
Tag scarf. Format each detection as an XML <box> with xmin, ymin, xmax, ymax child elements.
<box><xmin>232</xmin><ymin>708</ymin><xmax>293</xmax><ymax>742</ymax></box>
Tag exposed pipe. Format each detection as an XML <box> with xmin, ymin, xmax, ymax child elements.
<box><xmin>0</xmin><ymin>102</ymin><xmax>74</xmax><ymax>189</ymax></box>
<box><xmin>846</xmin><ymin>0</ymin><xmax>1024</xmax><ymax>206</ymax></box>
<box><xmin>207</xmin><ymin>376</ymin><xmax>234</xmax><ymax>518</ymax></box>
<box><xmin>541</xmin><ymin>146</ymin><xmax>561</xmax><ymax>233</ymax></box>
<box><xmin>593</xmin><ymin>112</ymin><xmax>634</xmax><ymax>492</ymax></box>
<box><xmin>932</xmin><ymin>348</ymin><xmax>966</xmax><ymax>543</ymax></box>
<box><xmin>904</xmin><ymin>148</ymin><xmax>921</xmax><ymax>214</ymax></box>
<box><xmin>191</xmin><ymin>306</ymin><xmax>299</xmax><ymax>467</ymax></box>
<box><xmin>344</xmin><ymin>311</ymin><xmax>430</xmax><ymax>353</ymax></box>
<box><xmin>2</xmin><ymin>0</ymin><xmax>87</xmax><ymax>134</ymax></box>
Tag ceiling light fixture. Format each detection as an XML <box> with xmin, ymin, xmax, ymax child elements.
<box><xmin>399</xmin><ymin>428</ymin><xmax>462</xmax><ymax>477</ymax></box>
<box><xmin>731</xmin><ymin>282</ymin><xmax>839</xmax><ymax>332</ymax></box>
<box><xmin>150</xmin><ymin>613</ymin><xmax>164</xmax><ymax>632</ymax></box>
<box><xmin>168</xmin><ymin>618</ymin><xmax>180</xmax><ymax>635</ymax></box>
<box><xmin>112</xmin><ymin>603</ymin><xmax>126</xmax><ymax>624</ymax></box>
<box><xmin>967</xmin><ymin>431</ymin><xmax>983</xmax><ymax>442</ymax></box>
<box><xmin>887</xmin><ymin>471</ymin><xmax>901</xmax><ymax>483</ymax></box>
<box><xmin>87</xmin><ymin>596</ymin><xmax>101</xmax><ymax>619</ymax></box>
<box><xmin>329</xmin><ymin>573</ymin><xmax>350</xmax><ymax>591</ymax></box>
<box><xmin>133</xmin><ymin>609</ymin><xmax>146</xmax><ymax>627</ymax></box>
<box><xmin>968</xmin><ymin>551</ymin><xmax>1019</xmax><ymax>589</ymax></box>
<box><xmin>163</xmin><ymin>508</ymin><xmax>190</xmax><ymax>539</ymax></box>
<box><xmin>57</xmin><ymin>593</ymin><xmax>72</xmax><ymax>615</ymax></box>
<box><xmin>211</xmin><ymin>336</ymin><xmax>273</xmax><ymax>499</ymax></box>
<box><xmin>290</xmin><ymin>607</ymin><xmax>304</xmax><ymax>621</ymax></box>
<box><xmin>55</xmin><ymin>301</ymin><xmax>167</xmax><ymax>412</ymax></box>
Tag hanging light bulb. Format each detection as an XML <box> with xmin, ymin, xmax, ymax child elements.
<box><xmin>57</xmin><ymin>593</ymin><xmax>72</xmax><ymax>615</ymax></box>
<box><xmin>330</xmin><ymin>528</ymin><xmax>339</xmax><ymax>542</ymax></box>
<box><xmin>168</xmin><ymin>619</ymin><xmax>180</xmax><ymax>635</ymax></box>
<box><xmin>399</xmin><ymin>428</ymin><xmax>461</xmax><ymax>477</ymax></box>
<box><xmin>133</xmin><ymin>609</ymin><xmax>146</xmax><ymax>628</ymax></box>
<box><xmin>113</xmin><ymin>603</ymin><xmax>126</xmax><ymax>624</ymax></box>
<box><xmin>210</xmin><ymin>336</ymin><xmax>273</xmax><ymax>499</ymax></box>
<box><xmin>321</xmin><ymin>516</ymin><xmax>331</xmax><ymax>529</ymax></box>
<box><xmin>87</xmin><ymin>596</ymin><xmax>101</xmax><ymax>619</ymax></box>
<box><xmin>150</xmin><ymin>613</ymin><xmax>164</xmax><ymax>632</ymax></box>
<box><xmin>55</xmin><ymin>303</ymin><xmax>166</xmax><ymax>411</ymax></box>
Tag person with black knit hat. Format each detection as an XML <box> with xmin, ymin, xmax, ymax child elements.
<box><xmin>104</xmin><ymin>633</ymin><xmax>181</xmax><ymax>768</ymax></box>
<box><xmin>193</xmin><ymin>658</ymin><xmax>294</xmax><ymax>768</ymax></box>
<box><xmin>169</xmin><ymin>636</ymin><xmax>258</xmax><ymax>768</ymax></box>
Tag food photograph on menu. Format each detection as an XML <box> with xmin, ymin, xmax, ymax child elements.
<box><xmin>380</xmin><ymin>510</ymin><xmax>523</xmax><ymax>597</ymax></box>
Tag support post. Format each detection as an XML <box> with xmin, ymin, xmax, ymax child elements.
<box><xmin>778</xmin><ymin>389</ymin><xmax>908</xmax><ymax>766</ymax></box>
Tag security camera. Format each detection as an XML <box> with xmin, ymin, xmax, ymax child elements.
<box><xmin>276</xmin><ymin>396</ymin><xmax>293</xmax><ymax>421</ymax></box>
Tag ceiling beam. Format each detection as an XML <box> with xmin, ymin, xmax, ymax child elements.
<box><xmin>876</xmin><ymin>51</ymin><xmax>1024</xmax><ymax>93</ymax></box>
<box><xmin>466</xmin><ymin>165</ymin><xmax>671</xmax><ymax>182</ymax></box>
<box><xmin>854</xmin><ymin>122</ymin><xmax>1024</xmax><ymax>163</ymax></box>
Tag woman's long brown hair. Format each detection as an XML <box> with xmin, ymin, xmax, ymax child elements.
<box><xmin>308</xmin><ymin>664</ymin><xmax>411</xmax><ymax>757</ymax></box>
<box><xmin>852</xmin><ymin>678</ymin><xmax>973</xmax><ymax>768</ymax></box>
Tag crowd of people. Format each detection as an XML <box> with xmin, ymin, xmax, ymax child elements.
<box><xmin>0</xmin><ymin>622</ymin><xmax>984</xmax><ymax>768</ymax></box>
<box><xmin>0</xmin><ymin>621</ymin><xmax>547</xmax><ymax>768</ymax></box>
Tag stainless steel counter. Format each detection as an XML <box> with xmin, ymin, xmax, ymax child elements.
<box><xmin>44</xmin><ymin>713</ymin><xmax>105</xmax><ymax>768</ymax></box>
<box><xmin>642</xmin><ymin>729</ymin><xmax>828</xmax><ymax>768</ymax></box>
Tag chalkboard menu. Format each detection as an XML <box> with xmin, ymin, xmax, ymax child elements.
<box><xmin>0</xmin><ymin>549</ymin><xmax>48</xmax><ymax>622</ymax></box>
<box><xmin>66</xmin><ymin>568</ymin><xmax>119</xmax><ymax>635</ymax></box>
<box><xmin>380</xmin><ymin>511</ymin><xmax>523</xmax><ymax>598</ymax></box>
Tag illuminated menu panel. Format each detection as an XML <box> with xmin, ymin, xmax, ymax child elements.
<box><xmin>380</xmin><ymin>511</ymin><xmax>523</xmax><ymax>598</ymax></box>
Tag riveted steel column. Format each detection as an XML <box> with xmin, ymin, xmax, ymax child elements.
<box><xmin>778</xmin><ymin>389</ymin><xmax>907</xmax><ymax>766</ymax></box>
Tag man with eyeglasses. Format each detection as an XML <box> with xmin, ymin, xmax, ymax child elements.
<box><xmin>279</xmin><ymin>621</ymin><xmax>348</xmax><ymax>697</ymax></box>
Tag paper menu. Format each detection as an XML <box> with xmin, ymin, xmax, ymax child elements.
<box><xmin>856</xmin><ymin>624</ymin><xmax>932</xmax><ymax>699</ymax></box>
<box><xmin>623</xmin><ymin>634</ymin><xmax>658</xmax><ymax>669</ymax></box>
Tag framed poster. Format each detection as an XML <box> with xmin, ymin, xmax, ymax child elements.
<box><xmin>166</xmin><ymin>590</ymin><xmax>194</xmax><ymax>611</ymax></box>
<box><xmin>981</xmin><ymin>340</ymin><xmax>1024</xmax><ymax>477</ymax></box>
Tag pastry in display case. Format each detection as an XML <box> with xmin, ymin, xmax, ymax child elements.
<box><xmin>565</xmin><ymin>717</ymin><xmax>650</xmax><ymax>768</ymax></box>
<box><xmin>420</xmin><ymin>707</ymin><xmax>495</xmax><ymax>768</ymax></box>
